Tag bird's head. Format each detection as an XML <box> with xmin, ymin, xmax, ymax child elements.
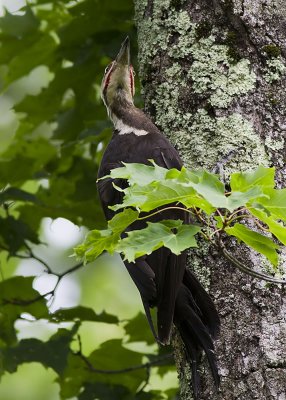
<box><xmin>101</xmin><ymin>37</ymin><xmax>135</xmax><ymax>114</ymax></box>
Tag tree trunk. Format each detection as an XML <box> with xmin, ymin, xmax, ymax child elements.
<box><xmin>134</xmin><ymin>1</ymin><xmax>286</xmax><ymax>399</ymax></box>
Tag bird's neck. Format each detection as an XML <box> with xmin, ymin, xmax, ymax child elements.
<box><xmin>109</xmin><ymin>95</ymin><xmax>135</xmax><ymax>127</ymax></box>
<box><xmin>107</xmin><ymin>92</ymin><xmax>159</xmax><ymax>136</ymax></box>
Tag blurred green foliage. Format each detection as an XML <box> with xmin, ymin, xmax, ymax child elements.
<box><xmin>0</xmin><ymin>1</ymin><xmax>178</xmax><ymax>399</ymax></box>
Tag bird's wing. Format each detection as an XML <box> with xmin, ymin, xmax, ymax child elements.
<box><xmin>97</xmin><ymin>160</ymin><xmax>126</xmax><ymax>220</ymax></box>
<box><xmin>134</xmin><ymin>134</ymin><xmax>188</xmax><ymax>344</ymax></box>
<box><xmin>97</xmin><ymin>133</ymin><xmax>189</xmax><ymax>344</ymax></box>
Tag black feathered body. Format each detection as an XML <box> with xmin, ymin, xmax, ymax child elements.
<box><xmin>97</xmin><ymin>105</ymin><xmax>220</xmax><ymax>398</ymax></box>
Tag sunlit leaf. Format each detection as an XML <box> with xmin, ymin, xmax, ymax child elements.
<box><xmin>226</xmin><ymin>186</ymin><xmax>265</xmax><ymax>212</ymax></box>
<box><xmin>256</xmin><ymin>188</ymin><xmax>286</xmax><ymax>221</ymax></box>
<box><xmin>225</xmin><ymin>223</ymin><xmax>279</xmax><ymax>266</ymax></box>
<box><xmin>74</xmin><ymin>209</ymin><xmax>139</xmax><ymax>262</ymax></box>
<box><xmin>118</xmin><ymin>221</ymin><xmax>200</xmax><ymax>262</ymax></box>
<box><xmin>230</xmin><ymin>166</ymin><xmax>275</xmax><ymax>192</ymax></box>
<box><xmin>108</xmin><ymin>162</ymin><xmax>169</xmax><ymax>186</ymax></box>
<box><xmin>111</xmin><ymin>180</ymin><xmax>214</xmax><ymax>214</ymax></box>
<box><xmin>249</xmin><ymin>207</ymin><xmax>286</xmax><ymax>246</ymax></box>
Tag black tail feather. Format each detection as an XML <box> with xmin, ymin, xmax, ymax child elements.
<box><xmin>179</xmin><ymin>324</ymin><xmax>201</xmax><ymax>400</ymax></box>
<box><xmin>174</xmin><ymin>283</ymin><xmax>220</xmax><ymax>397</ymax></box>
<box><xmin>183</xmin><ymin>269</ymin><xmax>220</xmax><ymax>338</ymax></box>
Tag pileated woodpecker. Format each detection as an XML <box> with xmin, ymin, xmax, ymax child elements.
<box><xmin>98</xmin><ymin>37</ymin><xmax>220</xmax><ymax>398</ymax></box>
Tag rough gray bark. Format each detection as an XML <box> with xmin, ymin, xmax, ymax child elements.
<box><xmin>133</xmin><ymin>0</ymin><xmax>286</xmax><ymax>399</ymax></box>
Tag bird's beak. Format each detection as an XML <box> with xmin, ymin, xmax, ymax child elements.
<box><xmin>115</xmin><ymin>36</ymin><xmax>130</xmax><ymax>66</ymax></box>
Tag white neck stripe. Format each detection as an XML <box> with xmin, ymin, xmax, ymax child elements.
<box><xmin>112</xmin><ymin>116</ymin><xmax>149</xmax><ymax>136</ymax></box>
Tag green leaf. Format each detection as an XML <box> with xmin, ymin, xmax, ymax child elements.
<box><xmin>74</xmin><ymin>209</ymin><xmax>139</xmax><ymax>263</ymax></box>
<box><xmin>0</xmin><ymin>137</ymin><xmax>57</xmax><ymax>185</ymax></box>
<box><xmin>1</xmin><ymin>324</ymin><xmax>79</xmax><ymax>375</ymax></box>
<box><xmin>225</xmin><ymin>223</ymin><xmax>279</xmax><ymax>266</ymax></box>
<box><xmin>112</xmin><ymin>181</ymin><xmax>214</xmax><ymax>214</ymax></box>
<box><xmin>230</xmin><ymin>166</ymin><xmax>275</xmax><ymax>192</ymax></box>
<box><xmin>60</xmin><ymin>339</ymin><xmax>146</xmax><ymax>399</ymax></box>
<box><xmin>0</xmin><ymin>215</ymin><xmax>39</xmax><ymax>253</ymax></box>
<box><xmin>187</xmin><ymin>170</ymin><xmax>227</xmax><ymax>208</ymax></box>
<box><xmin>249</xmin><ymin>207</ymin><xmax>286</xmax><ymax>246</ymax></box>
<box><xmin>118</xmin><ymin>221</ymin><xmax>200</xmax><ymax>262</ymax></box>
<box><xmin>256</xmin><ymin>188</ymin><xmax>286</xmax><ymax>221</ymax></box>
<box><xmin>109</xmin><ymin>164</ymin><xmax>276</xmax><ymax>213</ymax></box>
<box><xmin>78</xmin><ymin>383</ymin><xmax>131</xmax><ymax>400</ymax></box>
<box><xmin>51</xmin><ymin>306</ymin><xmax>118</xmax><ymax>324</ymax></box>
<box><xmin>0</xmin><ymin>276</ymin><xmax>48</xmax><ymax>345</ymax></box>
<box><xmin>87</xmin><ymin>339</ymin><xmax>146</xmax><ymax>390</ymax></box>
<box><xmin>124</xmin><ymin>312</ymin><xmax>154</xmax><ymax>345</ymax></box>
<box><xmin>74</xmin><ymin>228</ymin><xmax>116</xmax><ymax>262</ymax></box>
<box><xmin>108</xmin><ymin>208</ymin><xmax>138</xmax><ymax>233</ymax></box>
<box><xmin>107</xmin><ymin>162</ymin><xmax>169</xmax><ymax>186</ymax></box>
<box><xmin>226</xmin><ymin>186</ymin><xmax>266</xmax><ymax>212</ymax></box>
<box><xmin>6</xmin><ymin>33</ymin><xmax>57</xmax><ymax>84</ymax></box>
<box><xmin>0</xmin><ymin>6</ymin><xmax>39</xmax><ymax>37</ymax></box>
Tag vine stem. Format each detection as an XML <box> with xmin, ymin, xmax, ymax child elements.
<box><xmin>218</xmin><ymin>239</ymin><xmax>286</xmax><ymax>285</ymax></box>
<box><xmin>137</xmin><ymin>206</ymin><xmax>194</xmax><ymax>220</ymax></box>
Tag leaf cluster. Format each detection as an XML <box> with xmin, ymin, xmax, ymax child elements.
<box><xmin>0</xmin><ymin>1</ymin><xmax>176</xmax><ymax>399</ymax></box>
<box><xmin>0</xmin><ymin>272</ymin><xmax>175</xmax><ymax>399</ymax></box>
<box><xmin>0</xmin><ymin>0</ymin><xmax>137</xmax><ymax>252</ymax></box>
<box><xmin>75</xmin><ymin>163</ymin><xmax>286</xmax><ymax>282</ymax></box>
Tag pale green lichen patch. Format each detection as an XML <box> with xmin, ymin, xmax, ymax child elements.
<box><xmin>152</xmin><ymin>64</ymin><xmax>266</xmax><ymax>171</ymax></box>
<box><xmin>174</xmin><ymin>109</ymin><xmax>268</xmax><ymax>171</ymax></box>
<box><xmin>152</xmin><ymin>76</ymin><xmax>268</xmax><ymax>171</ymax></box>
<box><xmin>151</xmin><ymin>63</ymin><xmax>187</xmax><ymax>129</ymax></box>
<box><xmin>264</xmin><ymin>57</ymin><xmax>286</xmax><ymax>83</ymax></box>
<box><xmin>152</xmin><ymin>81</ymin><xmax>182</xmax><ymax>128</ymax></box>
<box><xmin>135</xmin><ymin>6</ymin><xmax>267</xmax><ymax>172</ymax></box>
<box><xmin>265</xmin><ymin>135</ymin><xmax>285</xmax><ymax>152</ymax></box>
<box><xmin>134</xmin><ymin>1</ymin><xmax>172</xmax><ymax>77</ymax></box>
<box><xmin>188</xmin><ymin>36</ymin><xmax>256</xmax><ymax>108</ymax></box>
<box><xmin>187</xmin><ymin>241</ymin><xmax>212</xmax><ymax>289</ymax></box>
<box><xmin>136</xmin><ymin>6</ymin><xmax>256</xmax><ymax>109</ymax></box>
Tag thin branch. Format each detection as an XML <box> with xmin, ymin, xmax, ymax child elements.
<box><xmin>2</xmin><ymin>290</ymin><xmax>54</xmax><ymax>306</ymax></box>
<box><xmin>138</xmin><ymin>206</ymin><xmax>194</xmax><ymax>221</ymax></box>
<box><xmin>74</xmin><ymin>349</ymin><xmax>173</xmax><ymax>374</ymax></box>
<box><xmin>1</xmin><ymin>261</ymin><xmax>84</xmax><ymax>307</ymax></box>
<box><xmin>193</xmin><ymin>208</ymin><xmax>208</xmax><ymax>226</ymax></box>
<box><xmin>219</xmin><ymin>240</ymin><xmax>286</xmax><ymax>285</ymax></box>
<box><xmin>23</xmin><ymin>242</ymin><xmax>54</xmax><ymax>274</ymax></box>
<box><xmin>57</xmin><ymin>262</ymin><xmax>83</xmax><ymax>278</ymax></box>
<box><xmin>228</xmin><ymin>207</ymin><xmax>247</xmax><ymax>219</ymax></box>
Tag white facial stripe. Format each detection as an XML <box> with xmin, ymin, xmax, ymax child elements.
<box><xmin>113</xmin><ymin>116</ymin><xmax>149</xmax><ymax>136</ymax></box>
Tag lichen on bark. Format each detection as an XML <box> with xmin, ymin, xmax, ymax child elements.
<box><xmin>134</xmin><ymin>0</ymin><xmax>286</xmax><ymax>399</ymax></box>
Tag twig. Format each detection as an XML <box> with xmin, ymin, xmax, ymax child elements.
<box><xmin>219</xmin><ymin>240</ymin><xmax>286</xmax><ymax>285</ymax></box>
<box><xmin>2</xmin><ymin>290</ymin><xmax>54</xmax><ymax>306</ymax></box>
<box><xmin>57</xmin><ymin>262</ymin><xmax>83</xmax><ymax>278</ymax></box>
<box><xmin>138</xmin><ymin>206</ymin><xmax>194</xmax><ymax>221</ymax></box>
<box><xmin>74</xmin><ymin>348</ymin><xmax>173</xmax><ymax>375</ymax></box>
<box><xmin>24</xmin><ymin>242</ymin><xmax>54</xmax><ymax>274</ymax></box>
<box><xmin>1</xmin><ymin>262</ymin><xmax>84</xmax><ymax>307</ymax></box>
